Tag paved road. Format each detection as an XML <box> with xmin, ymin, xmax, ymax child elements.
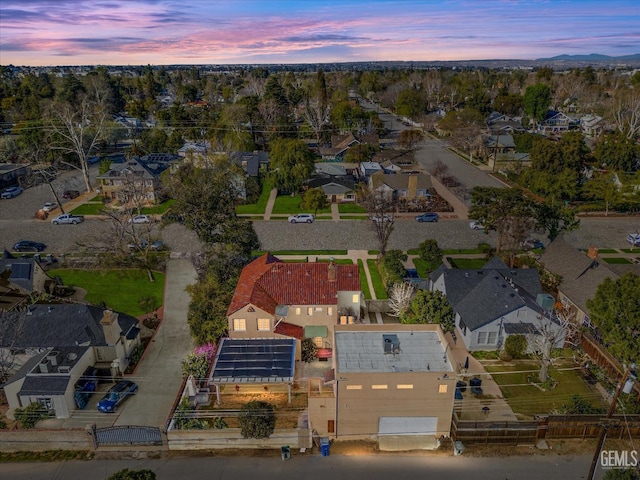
<box><xmin>0</xmin><ymin>452</ymin><xmax>602</xmax><ymax>480</ymax></box>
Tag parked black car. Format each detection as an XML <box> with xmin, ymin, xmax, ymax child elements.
<box><xmin>62</xmin><ymin>190</ymin><xmax>80</xmax><ymax>199</ymax></box>
<box><xmin>13</xmin><ymin>240</ymin><xmax>46</xmax><ymax>252</ymax></box>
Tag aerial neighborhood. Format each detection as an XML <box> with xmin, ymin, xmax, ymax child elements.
<box><xmin>0</xmin><ymin>61</ymin><xmax>639</xmax><ymax>467</ymax></box>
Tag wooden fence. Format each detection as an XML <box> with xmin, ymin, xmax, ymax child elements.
<box><xmin>451</xmin><ymin>413</ymin><xmax>640</xmax><ymax>446</ymax></box>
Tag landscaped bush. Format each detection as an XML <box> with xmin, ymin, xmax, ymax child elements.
<box><xmin>504</xmin><ymin>334</ymin><xmax>528</xmax><ymax>359</ymax></box>
<box><xmin>107</xmin><ymin>468</ymin><xmax>156</xmax><ymax>480</ymax></box>
<box><xmin>301</xmin><ymin>338</ymin><xmax>318</xmax><ymax>363</ymax></box>
<box><xmin>239</xmin><ymin>400</ymin><xmax>275</xmax><ymax>439</ymax></box>
<box><xmin>14</xmin><ymin>402</ymin><xmax>49</xmax><ymax>428</ymax></box>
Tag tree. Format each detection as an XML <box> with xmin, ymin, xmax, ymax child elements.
<box><xmin>401</xmin><ymin>290</ymin><xmax>455</xmax><ymax>334</ymax></box>
<box><xmin>381</xmin><ymin>250</ymin><xmax>408</xmax><ymax>287</ymax></box>
<box><xmin>181</xmin><ymin>352</ymin><xmax>210</xmax><ymax>380</ymax></box>
<box><xmin>417</xmin><ymin>239</ymin><xmax>443</xmax><ymax>269</ymax></box>
<box><xmin>437</xmin><ymin>108</ymin><xmax>484</xmax><ymax>155</ymax></box>
<box><xmin>300</xmin><ymin>187</ymin><xmax>329</xmax><ymax>215</ymax></box>
<box><xmin>359</xmin><ymin>186</ymin><xmax>395</xmax><ymax>255</ymax></box>
<box><xmin>46</xmin><ymin>92</ymin><xmax>109</xmax><ymax>193</ymax></box>
<box><xmin>395</xmin><ymin>88</ymin><xmax>426</xmax><ymax>118</ymax></box>
<box><xmin>388</xmin><ymin>282</ymin><xmax>414</xmax><ymax>318</ymax></box>
<box><xmin>594</xmin><ymin>131</ymin><xmax>640</xmax><ymax>172</ymax></box>
<box><xmin>523</xmin><ymin>84</ymin><xmax>551</xmax><ymax>122</ymax></box>
<box><xmin>397</xmin><ymin>129</ymin><xmax>423</xmax><ymax>151</ymax></box>
<box><xmin>582</xmin><ymin>172</ymin><xmax>621</xmax><ymax>216</ymax></box>
<box><xmin>239</xmin><ymin>400</ymin><xmax>276</xmax><ymax>439</ymax></box>
<box><xmin>269</xmin><ymin>138</ymin><xmax>315</xmax><ymax>195</ymax></box>
<box><xmin>603</xmin><ymin>469</ymin><xmax>640</xmax><ymax>480</ymax></box>
<box><xmin>586</xmin><ymin>273</ymin><xmax>640</xmax><ymax>364</ymax></box>
<box><xmin>301</xmin><ymin>338</ymin><xmax>318</xmax><ymax>363</ymax></box>
<box><xmin>108</xmin><ymin>469</ymin><xmax>156</xmax><ymax>480</ymax></box>
<box><xmin>534</xmin><ymin>201</ymin><xmax>580</xmax><ymax>241</ymax></box>
<box><xmin>531</xmin><ymin>309</ymin><xmax>577</xmax><ymax>383</ymax></box>
<box><xmin>469</xmin><ymin>187</ymin><xmax>536</xmax><ymax>254</ymax></box>
<box><xmin>303</xmin><ymin>70</ymin><xmax>331</xmax><ymax>145</ymax></box>
<box><xmin>504</xmin><ymin>334</ymin><xmax>527</xmax><ymax>359</ymax></box>
<box><xmin>610</xmin><ymin>88</ymin><xmax>640</xmax><ymax>140</ymax></box>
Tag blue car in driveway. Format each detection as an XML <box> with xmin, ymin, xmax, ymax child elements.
<box><xmin>415</xmin><ymin>212</ymin><xmax>439</xmax><ymax>222</ymax></box>
<box><xmin>97</xmin><ymin>380</ymin><xmax>138</xmax><ymax>413</ymax></box>
<box><xmin>1</xmin><ymin>186</ymin><xmax>24</xmax><ymax>198</ymax></box>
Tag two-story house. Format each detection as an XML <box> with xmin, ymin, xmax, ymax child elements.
<box><xmin>226</xmin><ymin>254</ymin><xmax>362</xmax><ymax>360</ymax></box>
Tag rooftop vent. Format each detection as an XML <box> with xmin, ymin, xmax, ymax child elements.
<box><xmin>383</xmin><ymin>334</ymin><xmax>401</xmax><ymax>354</ymax></box>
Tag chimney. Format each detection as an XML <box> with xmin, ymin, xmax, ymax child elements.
<box><xmin>100</xmin><ymin>309</ymin><xmax>121</xmax><ymax>345</ymax></box>
<box><xmin>408</xmin><ymin>175</ymin><xmax>418</xmax><ymax>199</ymax></box>
<box><xmin>587</xmin><ymin>246</ymin><xmax>599</xmax><ymax>260</ymax></box>
<box><xmin>328</xmin><ymin>259</ymin><xmax>336</xmax><ymax>281</ymax></box>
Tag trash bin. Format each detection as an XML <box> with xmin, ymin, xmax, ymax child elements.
<box><xmin>320</xmin><ymin>437</ymin><xmax>330</xmax><ymax>456</ymax></box>
<box><xmin>281</xmin><ymin>445</ymin><xmax>291</xmax><ymax>461</ymax></box>
<box><xmin>453</xmin><ymin>441</ymin><xmax>465</xmax><ymax>456</ymax></box>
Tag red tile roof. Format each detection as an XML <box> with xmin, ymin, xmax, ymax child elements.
<box><xmin>274</xmin><ymin>321</ymin><xmax>304</xmax><ymax>339</ymax></box>
<box><xmin>227</xmin><ymin>254</ymin><xmax>360</xmax><ymax>316</ymax></box>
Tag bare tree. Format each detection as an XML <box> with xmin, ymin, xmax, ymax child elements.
<box><xmin>0</xmin><ymin>308</ymin><xmax>26</xmax><ymax>383</ymax></box>
<box><xmin>388</xmin><ymin>282</ymin><xmax>415</xmax><ymax>317</ymax></box>
<box><xmin>610</xmin><ymin>89</ymin><xmax>640</xmax><ymax>140</ymax></box>
<box><xmin>358</xmin><ymin>185</ymin><xmax>395</xmax><ymax>255</ymax></box>
<box><xmin>531</xmin><ymin>309</ymin><xmax>578</xmax><ymax>383</ymax></box>
<box><xmin>46</xmin><ymin>96</ymin><xmax>108</xmax><ymax>193</ymax></box>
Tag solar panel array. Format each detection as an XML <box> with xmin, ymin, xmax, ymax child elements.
<box><xmin>211</xmin><ymin>338</ymin><xmax>295</xmax><ymax>383</ymax></box>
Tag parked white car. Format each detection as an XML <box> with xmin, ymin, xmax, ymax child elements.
<box><xmin>627</xmin><ymin>233</ymin><xmax>640</xmax><ymax>247</ymax></box>
<box><xmin>42</xmin><ymin>202</ymin><xmax>58</xmax><ymax>213</ymax></box>
<box><xmin>130</xmin><ymin>215</ymin><xmax>151</xmax><ymax>224</ymax></box>
<box><xmin>51</xmin><ymin>213</ymin><xmax>84</xmax><ymax>225</ymax></box>
<box><xmin>288</xmin><ymin>213</ymin><xmax>315</xmax><ymax>223</ymax></box>
<box><xmin>469</xmin><ymin>221</ymin><xmax>485</xmax><ymax>230</ymax></box>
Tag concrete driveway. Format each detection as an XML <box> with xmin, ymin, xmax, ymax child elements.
<box><xmin>113</xmin><ymin>257</ymin><xmax>197</xmax><ymax>428</ymax></box>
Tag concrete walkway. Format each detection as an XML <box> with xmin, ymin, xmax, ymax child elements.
<box><xmin>331</xmin><ymin>203</ymin><xmax>340</xmax><ymax>221</ymax></box>
<box><xmin>263</xmin><ymin>188</ymin><xmax>278</xmax><ymax>220</ymax></box>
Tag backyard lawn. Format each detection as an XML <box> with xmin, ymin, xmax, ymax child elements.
<box><xmin>484</xmin><ymin>362</ymin><xmax>606</xmax><ymax>418</ymax></box>
<box><xmin>367</xmin><ymin>259</ymin><xmax>388</xmax><ymax>299</ymax></box>
<box><xmin>47</xmin><ymin>269</ymin><xmax>165</xmax><ymax>317</ymax></box>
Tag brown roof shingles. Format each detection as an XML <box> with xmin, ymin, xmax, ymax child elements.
<box><xmin>227</xmin><ymin>254</ymin><xmax>360</xmax><ymax>316</ymax></box>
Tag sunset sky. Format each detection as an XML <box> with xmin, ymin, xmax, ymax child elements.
<box><xmin>0</xmin><ymin>0</ymin><xmax>638</xmax><ymax>66</ymax></box>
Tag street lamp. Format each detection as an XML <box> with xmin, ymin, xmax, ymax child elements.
<box><xmin>587</xmin><ymin>363</ymin><xmax>637</xmax><ymax>480</ymax></box>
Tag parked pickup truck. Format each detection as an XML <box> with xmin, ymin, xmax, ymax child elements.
<box><xmin>51</xmin><ymin>213</ymin><xmax>84</xmax><ymax>225</ymax></box>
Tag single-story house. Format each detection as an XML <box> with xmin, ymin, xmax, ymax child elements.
<box><xmin>307</xmin><ymin>175</ymin><xmax>357</xmax><ymax>203</ymax></box>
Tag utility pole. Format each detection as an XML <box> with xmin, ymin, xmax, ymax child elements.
<box><xmin>587</xmin><ymin>366</ymin><xmax>636</xmax><ymax>480</ymax></box>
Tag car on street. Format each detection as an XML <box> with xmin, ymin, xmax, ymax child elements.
<box><xmin>97</xmin><ymin>380</ymin><xmax>138</xmax><ymax>413</ymax></box>
<box><xmin>521</xmin><ymin>239</ymin><xmax>545</xmax><ymax>250</ymax></box>
<box><xmin>62</xmin><ymin>190</ymin><xmax>80</xmax><ymax>199</ymax></box>
<box><xmin>288</xmin><ymin>213</ymin><xmax>315</xmax><ymax>223</ymax></box>
<box><xmin>13</xmin><ymin>240</ymin><xmax>47</xmax><ymax>252</ymax></box>
<box><xmin>129</xmin><ymin>214</ymin><xmax>151</xmax><ymax>224</ymax></box>
<box><xmin>415</xmin><ymin>212</ymin><xmax>439</xmax><ymax>223</ymax></box>
<box><xmin>370</xmin><ymin>214</ymin><xmax>394</xmax><ymax>224</ymax></box>
<box><xmin>42</xmin><ymin>202</ymin><xmax>58</xmax><ymax>213</ymax></box>
<box><xmin>151</xmin><ymin>240</ymin><xmax>165</xmax><ymax>251</ymax></box>
<box><xmin>51</xmin><ymin>213</ymin><xmax>84</xmax><ymax>225</ymax></box>
<box><xmin>627</xmin><ymin>233</ymin><xmax>640</xmax><ymax>247</ymax></box>
<box><xmin>1</xmin><ymin>186</ymin><xmax>24</xmax><ymax>199</ymax></box>
<box><xmin>469</xmin><ymin>221</ymin><xmax>485</xmax><ymax>230</ymax></box>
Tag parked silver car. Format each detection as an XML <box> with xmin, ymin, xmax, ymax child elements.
<box><xmin>288</xmin><ymin>213</ymin><xmax>315</xmax><ymax>223</ymax></box>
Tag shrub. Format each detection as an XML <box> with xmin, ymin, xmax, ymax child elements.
<box><xmin>172</xmin><ymin>398</ymin><xmax>209</xmax><ymax>430</ymax></box>
<box><xmin>239</xmin><ymin>400</ymin><xmax>275</xmax><ymax>439</ymax></box>
<box><xmin>417</xmin><ymin>239</ymin><xmax>442</xmax><ymax>267</ymax></box>
<box><xmin>381</xmin><ymin>249</ymin><xmax>408</xmax><ymax>286</ymax></box>
<box><xmin>504</xmin><ymin>334</ymin><xmax>527</xmax><ymax>359</ymax></box>
<box><xmin>181</xmin><ymin>352</ymin><xmax>210</xmax><ymax>380</ymax></box>
<box><xmin>301</xmin><ymin>338</ymin><xmax>318</xmax><ymax>363</ymax></box>
<box><xmin>559</xmin><ymin>395</ymin><xmax>605</xmax><ymax>415</ymax></box>
<box><xmin>14</xmin><ymin>402</ymin><xmax>49</xmax><ymax>429</ymax></box>
<box><xmin>107</xmin><ymin>469</ymin><xmax>156</xmax><ymax>480</ymax></box>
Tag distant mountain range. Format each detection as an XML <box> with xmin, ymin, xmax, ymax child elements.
<box><xmin>536</xmin><ymin>53</ymin><xmax>640</xmax><ymax>62</ymax></box>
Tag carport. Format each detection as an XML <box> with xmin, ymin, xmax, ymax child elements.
<box><xmin>378</xmin><ymin>416</ymin><xmax>439</xmax><ymax>451</ymax></box>
<box><xmin>209</xmin><ymin>338</ymin><xmax>296</xmax><ymax>404</ymax></box>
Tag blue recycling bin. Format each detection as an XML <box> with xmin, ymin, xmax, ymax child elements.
<box><xmin>281</xmin><ymin>445</ymin><xmax>291</xmax><ymax>461</ymax></box>
<box><xmin>320</xmin><ymin>437</ymin><xmax>330</xmax><ymax>456</ymax></box>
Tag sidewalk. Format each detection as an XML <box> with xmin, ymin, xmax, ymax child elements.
<box><xmin>263</xmin><ymin>188</ymin><xmax>278</xmax><ymax>220</ymax></box>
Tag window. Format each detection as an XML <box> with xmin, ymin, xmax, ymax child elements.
<box><xmin>327</xmin><ymin>307</ymin><xmax>333</xmax><ymax>316</ymax></box>
<box><xmin>307</xmin><ymin>307</ymin><xmax>313</xmax><ymax>316</ymax></box>
<box><xmin>396</xmin><ymin>384</ymin><xmax>414</xmax><ymax>390</ymax></box>
<box><xmin>313</xmin><ymin>337</ymin><xmax>323</xmax><ymax>348</ymax></box>
<box><xmin>487</xmin><ymin>331</ymin><xmax>497</xmax><ymax>344</ymax></box>
<box><xmin>371</xmin><ymin>384</ymin><xmax>388</xmax><ymax>390</ymax></box>
<box><xmin>233</xmin><ymin>318</ymin><xmax>246</xmax><ymax>331</ymax></box>
<box><xmin>37</xmin><ymin>397</ymin><xmax>53</xmax><ymax>410</ymax></box>
<box><xmin>477</xmin><ymin>332</ymin><xmax>487</xmax><ymax>344</ymax></box>
<box><xmin>438</xmin><ymin>384</ymin><xmax>448</xmax><ymax>394</ymax></box>
<box><xmin>346</xmin><ymin>385</ymin><xmax>362</xmax><ymax>390</ymax></box>
<box><xmin>257</xmin><ymin>318</ymin><xmax>270</xmax><ymax>331</ymax></box>
<box><xmin>295</xmin><ymin>307</ymin><xmax>301</xmax><ymax>315</ymax></box>
<box><xmin>315</xmin><ymin>307</ymin><xmax>323</xmax><ymax>313</ymax></box>
<box><xmin>352</xmin><ymin>294</ymin><xmax>359</xmax><ymax>303</ymax></box>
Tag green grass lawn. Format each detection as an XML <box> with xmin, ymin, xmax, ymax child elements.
<box><xmin>601</xmin><ymin>257</ymin><xmax>632</xmax><ymax>264</ymax></box>
<box><xmin>338</xmin><ymin>203</ymin><xmax>367</xmax><ymax>213</ymax></box>
<box><xmin>484</xmin><ymin>363</ymin><xmax>606</xmax><ymax>417</ymax></box>
<box><xmin>271</xmin><ymin>194</ymin><xmax>331</xmax><ymax>215</ymax></box>
<box><xmin>70</xmin><ymin>203</ymin><xmax>104</xmax><ymax>215</ymax></box>
<box><xmin>340</xmin><ymin>215</ymin><xmax>367</xmax><ymax>220</ymax></box>
<box><xmin>47</xmin><ymin>269</ymin><xmax>165</xmax><ymax>317</ymax></box>
<box><xmin>142</xmin><ymin>199</ymin><xmax>175</xmax><ymax>215</ymax></box>
<box><xmin>413</xmin><ymin>258</ymin><xmax>441</xmax><ymax>277</ymax></box>
<box><xmin>597</xmin><ymin>248</ymin><xmax>619</xmax><ymax>254</ymax></box>
<box><xmin>447</xmin><ymin>257</ymin><xmax>486</xmax><ymax>269</ymax></box>
<box><xmin>367</xmin><ymin>259</ymin><xmax>388</xmax><ymax>299</ymax></box>
<box><xmin>358</xmin><ymin>259</ymin><xmax>372</xmax><ymax>300</ymax></box>
<box><xmin>236</xmin><ymin>180</ymin><xmax>272</xmax><ymax>215</ymax></box>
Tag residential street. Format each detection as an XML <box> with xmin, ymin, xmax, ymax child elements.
<box><xmin>0</xmin><ymin>451</ymin><xmax>603</xmax><ymax>480</ymax></box>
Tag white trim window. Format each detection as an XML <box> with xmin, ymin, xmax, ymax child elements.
<box><xmin>327</xmin><ymin>307</ymin><xmax>333</xmax><ymax>316</ymax></box>
<box><xmin>233</xmin><ymin>318</ymin><xmax>246</xmax><ymax>331</ymax></box>
<box><xmin>487</xmin><ymin>331</ymin><xmax>497</xmax><ymax>344</ymax></box>
<box><xmin>257</xmin><ymin>318</ymin><xmax>270</xmax><ymax>331</ymax></box>
<box><xmin>477</xmin><ymin>331</ymin><xmax>487</xmax><ymax>344</ymax></box>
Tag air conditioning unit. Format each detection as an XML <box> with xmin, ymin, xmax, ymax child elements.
<box><xmin>39</xmin><ymin>360</ymin><xmax>52</xmax><ymax>373</ymax></box>
<box><xmin>47</xmin><ymin>350</ymin><xmax>61</xmax><ymax>366</ymax></box>
<box><xmin>57</xmin><ymin>366</ymin><xmax>71</xmax><ymax>374</ymax></box>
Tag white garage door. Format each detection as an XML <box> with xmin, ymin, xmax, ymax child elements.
<box><xmin>378</xmin><ymin>416</ymin><xmax>439</xmax><ymax>451</ymax></box>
